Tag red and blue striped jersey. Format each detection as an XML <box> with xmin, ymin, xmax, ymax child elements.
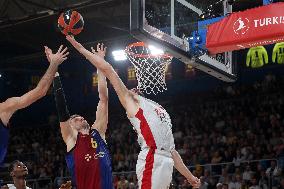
<box><xmin>65</xmin><ymin>129</ymin><xmax>113</xmax><ymax>189</ymax></box>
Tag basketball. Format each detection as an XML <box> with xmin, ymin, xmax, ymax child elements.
<box><xmin>58</xmin><ymin>10</ymin><xmax>84</xmax><ymax>36</ymax></box>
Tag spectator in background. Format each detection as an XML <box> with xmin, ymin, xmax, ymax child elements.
<box><xmin>203</xmin><ymin>169</ymin><xmax>211</xmax><ymax>184</ymax></box>
<box><xmin>243</xmin><ymin>165</ymin><xmax>254</xmax><ymax>184</ymax></box>
<box><xmin>235</xmin><ymin>174</ymin><xmax>243</xmax><ymax>188</ymax></box>
<box><xmin>219</xmin><ymin>168</ymin><xmax>229</xmax><ymax>184</ymax></box>
<box><xmin>211</xmin><ymin>151</ymin><xmax>223</xmax><ymax>164</ymax></box>
<box><xmin>241</xmin><ymin>179</ymin><xmax>249</xmax><ymax>189</ymax></box>
<box><xmin>249</xmin><ymin>178</ymin><xmax>260</xmax><ymax>189</ymax></box>
<box><xmin>206</xmin><ymin>177</ymin><xmax>217</xmax><ymax>189</ymax></box>
<box><xmin>117</xmin><ymin>175</ymin><xmax>129</xmax><ymax>189</ymax></box>
<box><xmin>233</xmin><ymin>150</ymin><xmax>245</xmax><ymax>168</ymax></box>
<box><xmin>217</xmin><ymin>183</ymin><xmax>223</xmax><ymax>189</ymax></box>
<box><xmin>199</xmin><ymin>176</ymin><xmax>209</xmax><ymax>189</ymax></box>
<box><xmin>266</xmin><ymin>161</ymin><xmax>281</xmax><ymax>177</ymax></box>
<box><xmin>274</xmin><ymin>139</ymin><xmax>284</xmax><ymax>168</ymax></box>
<box><xmin>258</xmin><ymin>171</ymin><xmax>268</xmax><ymax>189</ymax></box>
<box><xmin>228</xmin><ymin>175</ymin><xmax>241</xmax><ymax>189</ymax></box>
<box><xmin>265</xmin><ymin>160</ymin><xmax>282</xmax><ymax>187</ymax></box>
<box><xmin>127</xmin><ymin>175</ymin><xmax>137</xmax><ymax>189</ymax></box>
<box><xmin>211</xmin><ymin>151</ymin><xmax>223</xmax><ymax>174</ymax></box>
<box><xmin>222</xmin><ymin>184</ymin><xmax>229</xmax><ymax>189</ymax></box>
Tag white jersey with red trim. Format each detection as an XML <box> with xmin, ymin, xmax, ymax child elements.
<box><xmin>128</xmin><ymin>95</ymin><xmax>175</xmax><ymax>152</ymax></box>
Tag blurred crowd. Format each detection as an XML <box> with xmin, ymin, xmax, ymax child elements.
<box><xmin>1</xmin><ymin>73</ymin><xmax>284</xmax><ymax>189</ymax></box>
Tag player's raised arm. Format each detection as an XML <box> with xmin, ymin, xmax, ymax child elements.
<box><xmin>171</xmin><ymin>149</ymin><xmax>201</xmax><ymax>188</ymax></box>
<box><xmin>90</xmin><ymin>44</ymin><xmax>109</xmax><ymax>137</ymax></box>
<box><xmin>0</xmin><ymin>45</ymin><xmax>69</xmax><ymax>126</ymax></box>
<box><xmin>53</xmin><ymin>72</ymin><xmax>77</xmax><ymax>150</ymax></box>
<box><xmin>66</xmin><ymin>36</ymin><xmax>139</xmax><ymax>117</ymax></box>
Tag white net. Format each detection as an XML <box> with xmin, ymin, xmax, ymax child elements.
<box><xmin>125</xmin><ymin>42</ymin><xmax>173</xmax><ymax>95</ymax></box>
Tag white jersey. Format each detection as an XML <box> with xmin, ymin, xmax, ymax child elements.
<box><xmin>7</xmin><ymin>184</ymin><xmax>31</xmax><ymax>189</ymax></box>
<box><xmin>128</xmin><ymin>95</ymin><xmax>175</xmax><ymax>152</ymax></box>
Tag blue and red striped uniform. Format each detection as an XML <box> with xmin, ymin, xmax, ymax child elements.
<box><xmin>65</xmin><ymin>129</ymin><xmax>113</xmax><ymax>189</ymax></box>
<box><xmin>0</xmin><ymin>119</ymin><xmax>9</xmax><ymax>166</ymax></box>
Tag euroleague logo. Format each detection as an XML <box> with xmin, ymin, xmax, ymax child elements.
<box><xmin>233</xmin><ymin>18</ymin><xmax>250</xmax><ymax>35</ymax></box>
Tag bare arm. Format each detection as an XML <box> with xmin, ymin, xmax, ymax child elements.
<box><xmin>92</xmin><ymin>70</ymin><xmax>108</xmax><ymax>136</ymax></box>
<box><xmin>0</xmin><ymin>45</ymin><xmax>69</xmax><ymax>125</ymax></box>
<box><xmin>171</xmin><ymin>149</ymin><xmax>201</xmax><ymax>188</ymax></box>
<box><xmin>66</xmin><ymin>36</ymin><xmax>139</xmax><ymax>117</ymax></box>
<box><xmin>91</xmin><ymin>44</ymin><xmax>108</xmax><ymax>136</ymax></box>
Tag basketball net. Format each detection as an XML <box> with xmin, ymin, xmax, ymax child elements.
<box><xmin>125</xmin><ymin>42</ymin><xmax>173</xmax><ymax>95</ymax></box>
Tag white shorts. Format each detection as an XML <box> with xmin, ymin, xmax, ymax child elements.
<box><xmin>136</xmin><ymin>148</ymin><xmax>174</xmax><ymax>189</ymax></box>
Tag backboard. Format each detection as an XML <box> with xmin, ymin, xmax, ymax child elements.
<box><xmin>130</xmin><ymin>0</ymin><xmax>237</xmax><ymax>82</ymax></box>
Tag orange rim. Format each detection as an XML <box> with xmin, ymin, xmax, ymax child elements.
<box><xmin>125</xmin><ymin>42</ymin><xmax>172</xmax><ymax>59</ymax></box>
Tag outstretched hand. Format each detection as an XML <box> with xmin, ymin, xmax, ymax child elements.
<box><xmin>66</xmin><ymin>35</ymin><xmax>84</xmax><ymax>52</ymax></box>
<box><xmin>91</xmin><ymin>43</ymin><xmax>107</xmax><ymax>58</ymax></box>
<box><xmin>44</xmin><ymin>45</ymin><xmax>69</xmax><ymax>66</ymax></box>
<box><xmin>59</xmin><ymin>180</ymin><xmax>72</xmax><ymax>189</ymax></box>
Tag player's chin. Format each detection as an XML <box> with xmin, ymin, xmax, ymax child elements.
<box><xmin>22</xmin><ymin>170</ymin><xmax>28</xmax><ymax>176</ymax></box>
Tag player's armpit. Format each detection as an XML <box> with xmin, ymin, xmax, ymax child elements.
<box><xmin>60</xmin><ymin>121</ymin><xmax>77</xmax><ymax>151</ymax></box>
<box><xmin>124</xmin><ymin>92</ymin><xmax>140</xmax><ymax>118</ymax></box>
<box><xmin>96</xmin><ymin>66</ymin><xmax>139</xmax><ymax>117</ymax></box>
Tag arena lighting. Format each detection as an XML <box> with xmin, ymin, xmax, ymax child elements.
<box><xmin>148</xmin><ymin>45</ymin><xmax>164</xmax><ymax>55</ymax></box>
<box><xmin>112</xmin><ymin>50</ymin><xmax>127</xmax><ymax>61</ymax></box>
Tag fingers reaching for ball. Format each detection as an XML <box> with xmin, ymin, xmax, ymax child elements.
<box><xmin>91</xmin><ymin>43</ymin><xmax>107</xmax><ymax>58</ymax></box>
<box><xmin>45</xmin><ymin>45</ymin><xmax>69</xmax><ymax>66</ymax></box>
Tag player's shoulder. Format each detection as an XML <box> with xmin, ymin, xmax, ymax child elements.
<box><xmin>90</xmin><ymin>128</ymin><xmax>100</xmax><ymax>136</ymax></box>
<box><xmin>90</xmin><ymin>129</ymin><xmax>108</xmax><ymax>145</ymax></box>
<box><xmin>90</xmin><ymin>129</ymin><xmax>103</xmax><ymax>141</ymax></box>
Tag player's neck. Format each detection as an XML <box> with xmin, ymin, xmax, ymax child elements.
<box><xmin>13</xmin><ymin>177</ymin><xmax>27</xmax><ymax>189</ymax></box>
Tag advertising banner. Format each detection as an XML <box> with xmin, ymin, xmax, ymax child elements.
<box><xmin>206</xmin><ymin>3</ymin><xmax>284</xmax><ymax>54</ymax></box>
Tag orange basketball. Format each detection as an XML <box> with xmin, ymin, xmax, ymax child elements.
<box><xmin>58</xmin><ymin>10</ymin><xmax>84</xmax><ymax>36</ymax></box>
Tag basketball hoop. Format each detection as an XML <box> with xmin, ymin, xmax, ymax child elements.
<box><xmin>125</xmin><ymin>42</ymin><xmax>173</xmax><ymax>95</ymax></box>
